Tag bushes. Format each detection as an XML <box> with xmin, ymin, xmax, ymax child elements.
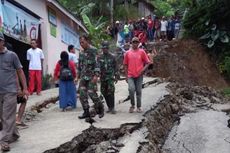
<box><xmin>42</xmin><ymin>74</ymin><xmax>53</xmax><ymax>90</ymax></box>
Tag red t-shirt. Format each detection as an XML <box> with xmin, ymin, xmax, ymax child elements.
<box><xmin>123</xmin><ymin>48</ymin><xmax>150</xmax><ymax>78</ymax></box>
<box><xmin>54</xmin><ymin>61</ymin><xmax>77</xmax><ymax>80</ymax></box>
<box><xmin>148</xmin><ymin>19</ymin><xmax>154</xmax><ymax>29</ymax></box>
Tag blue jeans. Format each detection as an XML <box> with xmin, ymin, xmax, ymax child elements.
<box><xmin>148</xmin><ymin>28</ymin><xmax>154</xmax><ymax>41</ymax></box>
<box><xmin>128</xmin><ymin>76</ymin><xmax>143</xmax><ymax>108</ymax></box>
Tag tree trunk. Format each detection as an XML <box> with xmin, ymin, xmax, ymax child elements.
<box><xmin>110</xmin><ymin>0</ymin><xmax>114</xmax><ymax>24</ymax></box>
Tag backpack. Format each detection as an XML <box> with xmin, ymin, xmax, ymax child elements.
<box><xmin>59</xmin><ymin>64</ymin><xmax>73</xmax><ymax>81</ymax></box>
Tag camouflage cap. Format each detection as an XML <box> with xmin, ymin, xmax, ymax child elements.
<box><xmin>101</xmin><ymin>41</ymin><xmax>109</xmax><ymax>49</ymax></box>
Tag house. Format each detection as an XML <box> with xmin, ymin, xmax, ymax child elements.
<box><xmin>136</xmin><ymin>0</ymin><xmax>155</xmax><ymax>17</ymax></box>
<box><xmin>115</xmin><ymin>0</ymin><xmax>155</xmax><ymax>18</ymax></box>
<box><xmin>0</xmin><ymin>0</ymin><xmax>87</xmax><ymax>78</ymax></box>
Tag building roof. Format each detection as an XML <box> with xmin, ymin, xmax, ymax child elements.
<box><xmin>47</xmin><ymin>0</ymin><xmax>88</xmax><ymax>33</ymax></box>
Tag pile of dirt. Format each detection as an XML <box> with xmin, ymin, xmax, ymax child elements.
<box><xmin>147</xmin><ymin>39</ymin><xmax>229</xmax><ymax>89</ymax></box>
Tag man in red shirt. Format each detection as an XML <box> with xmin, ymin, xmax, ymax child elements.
<box><xmin>123</xmin><ymin>37</ymin><xmax>150</xmax><ymax>113</ymax></box>
<box><xmin>147</xmin><ymin>15</ymin><xmax>154</xmax><ymax>41</ymax></box>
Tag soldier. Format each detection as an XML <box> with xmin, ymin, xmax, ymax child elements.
<box><xmin>98</xmin><ymin>41</ymin><xmax>119</xmax><ymax>114</ymax></box>
<box><xmin>78</xmin><ymin>35</ymin><xmax>104</xmax><ymax>120</ymax></box>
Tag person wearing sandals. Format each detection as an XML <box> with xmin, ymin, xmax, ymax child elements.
<box><xmin>123</xmin><ymin>37</ymin><xmax>150</xmax><ymax>113</ymax></box>
<box><xmin>0</xmin><ymin>32</ymin><xmax>29</xmax><ymax>151</ymax></box>
<box><xmin>16</xmin><ymin>78</ymin><xmax>28</xmax><ymax>128</ymax></box>
<box><xmin>54</xmin><ymin>51</ymin><xmax>77</xmax><ymax>111</ymax></box>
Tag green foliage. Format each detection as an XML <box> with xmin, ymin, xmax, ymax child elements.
<box><xmin>58</xmin><ymin>0</ymin><xmax>110</xmax><ymax>48</ymax></box>
<box><xmin>151</xmin><ymin>0</ymin><xmax>175</xmax><ymax>17</ymax></box>
<box><xmin>81</xmin><ymin>14</ymin><xmax>110</xmax><ymax>48</ymax></box>
<box><xmin>58</xmin><ymin>0</ymin><xmax>110</xmax><ymax>19</ymax></box>
<box><xmin>219</xmin><ymin>56</ymin><xmax>230</xmax><ymax>77</ymax></box>
<box><xmin>199</xmin><ymin>24</ymin><xmax>229</xmax><ymax>48</ymax></box>
<box><xmin>222</xmin><ymin>88</ymin><xmax>230</xmax><ymax>97</ymax></box>
<box><xmin>114</xmin><ymin>4</ymin><xmax>139</xmax><ymax>21</ymax></box>
<box><xmin>149</xmin><ymin>0</ymin><xmax>193</xmax><ymax>17</ymax></box>
<box><xmin>183</xmin><ymin>0</ymin><xmax>230</xmax><ymax>79</ymax></box>
<box><xmin>42</xmin><ymin>74</ymin><xmax>52</xmax><ymax>90</ymax></box>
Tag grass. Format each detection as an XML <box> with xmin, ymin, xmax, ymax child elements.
<box><xmin>222</xmin><ymin>87</ymin><xmax>230</xmax><ymax>97</ymax></box>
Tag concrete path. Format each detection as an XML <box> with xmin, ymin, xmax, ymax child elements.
<box><xmin>163</xmin><ymin>110</ymin><xmax>230</xmax><ymax>153</ymax></box>
<box><xmin>9</xmin><ymin>78</ymin><xmax>168</xmax><ymax>153</ymax></box>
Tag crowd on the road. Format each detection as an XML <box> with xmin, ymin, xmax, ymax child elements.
<box><xmin>0</xmin><ymin>15</ymin><xmax>166</xmax><ymax>152</ymax></box>
<box><xmin>106</xmin><ymin>15</ymin><xmax>181</xmax><ymax>48</ymax></box>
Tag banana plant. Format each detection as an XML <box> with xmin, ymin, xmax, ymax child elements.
<box><xmin>81</xmin><ymin>13</ymin><xmax>110</xmax><ymax>49</ymax></box>
<box><xmin>200</xmin><ymin>23</ymin><xmax>229</xmax><ymax>48</ymax></box>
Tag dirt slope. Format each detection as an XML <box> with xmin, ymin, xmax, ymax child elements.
<box><xmin>147</xmin><ymin>39</ymin><xmax>229</xmax><ymax>89</ymax></box>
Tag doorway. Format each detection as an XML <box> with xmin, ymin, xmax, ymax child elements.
<box><xmin>4</xmin><ymin>35</ymin><xmax>30</xmax><ymax>81</ymax></box>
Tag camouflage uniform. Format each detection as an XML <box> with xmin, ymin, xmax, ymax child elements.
<box><xmin>78</xmin><ymin>47</ymin><xmax>104</xmax><ymax>117</ymax></box>
<box><xmin>98</xmin><ymin>51</ymin><xmax>119</xmax><ymax>111</ymax></box>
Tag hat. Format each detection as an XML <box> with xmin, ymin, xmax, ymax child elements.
<box><xmin>132</xmin><ymin>37</ymin><xmax>139</xmax><ymax>42</ymax></box>
<box><xmin>0</xmin><ymin>32</ymin><xmax>4</xmax><ymax>41</ymax></box>
<box><xmin>115</xmin><ymin>20</ymin><xmax>120</xmax><ymax>24</ymax></box>
<box><xmin>101</xmin><ymin>41</ymin><xmax>109</xmax><ymax>49</ymax></box>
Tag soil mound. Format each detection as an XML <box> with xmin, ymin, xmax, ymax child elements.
<box><xmin>147</xmin><ymin>39</ymin><xmax>229</xmax><ymax>89</ymax></box>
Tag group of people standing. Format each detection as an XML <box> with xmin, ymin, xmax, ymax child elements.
<box><xmin>0</xmin><ymin>29</ymin><xmax>152</xmax><ymax>151</ymax></box>
<box><xmin>107</xmin><ymin>15</ymin><xmax>181</xmax><ymax>48</ymax></box>
<box><xmin>54</xmin><ymin>34</ymin><xmax>152</xmax><ymax>121</ymax></box>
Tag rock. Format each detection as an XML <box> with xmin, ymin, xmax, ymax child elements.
<box><xmin>115</xmin><ymin>142</ymin><xmax>125</xmax><ymax>148</ymax></box>
<box><xmin>212</xmin><ymin>104</ymin><xmax>230</xmax><ymax>113</ymax></box>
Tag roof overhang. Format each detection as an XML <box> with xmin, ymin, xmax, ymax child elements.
<box><xmin>47</xmin><ymin>0</ymin><xmax>88</xmax><ymax>34</ymax></box>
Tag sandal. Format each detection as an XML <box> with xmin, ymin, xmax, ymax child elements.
<box><xmin>1</xmin><ymin>143</ymin><xmax>10</xmax><ymax>152</ymax></box>
<box><xmin>136</xmin><ymin>108</ymin><xmax>143</xmax><ymax>113</ymax></box>
<box><xmin>16</xmin><ymin>122</ymin><xmax>28</xmax><ymax>127</ymax></box>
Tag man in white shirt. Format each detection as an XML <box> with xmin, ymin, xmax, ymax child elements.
<box><xmin>27</xmin><ymin>39</ymin><xmax>44</xmax><ymax>95</ymax></box>
<box><xmin>68</xmin><ymin>45</ymin><xmax>78</xmax><ymax>67</ymax></box>
<box><xmin>160</xmin><ymin>16</ymin><xmax>168</xmax><ymax>41</ymax></box>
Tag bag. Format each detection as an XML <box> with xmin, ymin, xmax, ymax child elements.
<box><xmin>59</xmin><ymin>65</ymin><xmax>73</xmax><ymax>81</ymax></box>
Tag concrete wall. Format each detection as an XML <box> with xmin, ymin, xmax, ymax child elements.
<box><xmin>14</xmin><ymin>0</ymin><xmax>80</xmax><ymax>75</ymax></box>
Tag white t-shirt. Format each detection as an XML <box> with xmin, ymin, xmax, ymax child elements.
<box><xmin>175</xmin><ymin>22</ymin><xmax>180</xmax><ymax>30</ymax></box>
<box><xmin>69</xmin><ymin>52</ymin><xmax>78</xmax><ymax>64</ymax></box>
<box><xmin>160</xmin><ymin>20</ymin><xmax>168</xmax><ymax>32</ymax></box>
<box><xmin>27</xmin><ymin>48</ymin><xmax>44</xmax><ymax>70</ymax></box>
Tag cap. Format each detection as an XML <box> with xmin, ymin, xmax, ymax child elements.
<box><xmin>115</xmin><ymin>20</ymin><xmax>120</xmax><ymax>24</ymax></box>
<box><xmin>0</xmin><ymin>32</ymin><xmax>5</xmax><ymax>41</ymax></box>
<box><xmin>132</xmin><ymin>37</ymin><xmax>139</xmax><ymax>42</ymax></box>
<box><xmin>101</xmin><ymin>41</ymin><xmax>109</xmax><ymax>49</ymax></box>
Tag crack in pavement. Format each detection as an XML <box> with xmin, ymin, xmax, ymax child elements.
<box><xmin>224</xmin><ymin>137</ymin><xmax>230</xmax><ymax>143</ymax></box>
<box><xmin>182</xmin><ymin>142</ymin><xmax>192</xmax><ymax>153</ymax></box>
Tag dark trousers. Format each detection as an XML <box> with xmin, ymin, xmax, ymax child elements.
<box><xmin>101</xmin><ymin>80</ymin><xmax>115</xmax><ymax>110</ymax></box>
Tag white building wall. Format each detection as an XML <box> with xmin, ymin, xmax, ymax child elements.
<box><xmin>14</xmin><ymin>0</ymin><xmax>80</xmax><ymax>75</ymax></box>
<box><xmin>14</xmin><ymin>0</ymin><xmax>49</xmax><ymax>73</ymax></box>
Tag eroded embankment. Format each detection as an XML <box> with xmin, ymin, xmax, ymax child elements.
<box><xmin>44</xmin><ymin>82</ymin><xmax>230</xmax><ymax>153</ymax></box>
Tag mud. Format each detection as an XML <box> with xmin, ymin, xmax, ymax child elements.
<box><xmin>146</xmin><ymin>39</ymin><xmax>229</xmax><ymax>89</ymax></box>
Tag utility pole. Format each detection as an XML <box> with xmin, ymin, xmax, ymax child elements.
<box><xmin>110</xmin><ymin>0</ymin><xmax>114</xmax><ymax>25</ymax></box>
